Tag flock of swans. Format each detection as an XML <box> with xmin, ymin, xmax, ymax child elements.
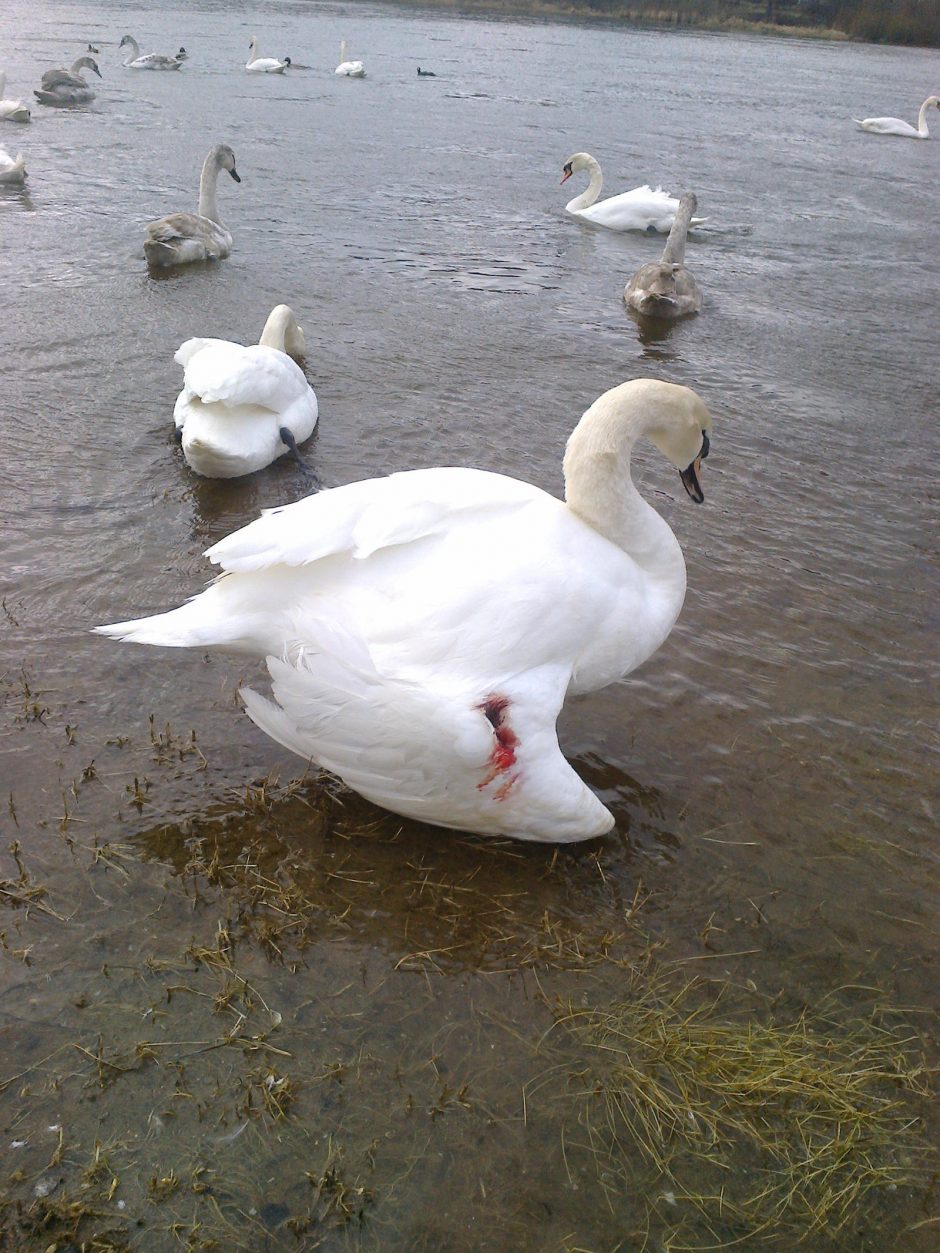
<box><xmin>3</xmin><ymin>28</ymin><xmax>933</xmax><ymax>841</ymax></box>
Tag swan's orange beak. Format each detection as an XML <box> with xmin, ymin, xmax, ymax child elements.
<box><xmin>560</xmin><ymin>166</ymin><xmax>573</xmax><ymax>184</ymax></box>
<box><xmin>679</xmin><ymin>457</ymin><xmax>704</xmax><ymax>504</ymax></box>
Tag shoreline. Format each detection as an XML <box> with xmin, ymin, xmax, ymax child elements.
<box><xmin>376</xmin><ymin>0</ymin><xmax>854</xmax><ymax>43</ymax></box>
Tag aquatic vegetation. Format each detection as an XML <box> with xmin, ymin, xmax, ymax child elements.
<box><xmin>533</xmin><ymin>961</ymin><xmax>934</xmax><ymax>1247</ymax></box>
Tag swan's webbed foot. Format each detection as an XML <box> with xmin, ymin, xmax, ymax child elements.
<box><xmin>279</xmin><ymin>427</ymin><xmax>320</xmax><ymax>490</ymax></box>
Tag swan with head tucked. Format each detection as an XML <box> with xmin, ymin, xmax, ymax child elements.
<box><xmin>0</xmin><ymin>146</ymin><xmax>26</xmax><ymax>184</ymax></box>
<box><xmin>246</xmin><ymin>36</ymin><xmax>288</xmax><ymax>73</ymax></box>
<box><xmin>119</xmin><ymin>34</ymin><xmax>183</xmax><ymax>70</ymax></box>
<box><xmin>854</xmin><ymin>95</ymin><xmax>940</xmax><ymax>139</ymax></box>
<box><xmin>625</xmin><ymin>192</ymin><xmax>703</xmax><ymax>320</ymax></box>
<box><xmin>173</xmin><ymin>305</ymin><xmax>319</xmax><ymax>479</ymax></box>
<box><xmin>561</xmin><ymin>152</ymin><xmax>706</xmax><ymax>234</ymax></box>
<box><xmin>143</xmin><ymin>143</ymin><xmax>240</xmax><ymax>268</ymax></box>
<box><xmin>335</xmin><ymin>40</ymin><xmax>365</xmax><ymax>77</ymax></box>
<box><xmin>34</xmin><ymin>56</ymin><xmax>101</xmax><ymax>106</ymax></box>
<box><xmin>96</xmin><ymin>378</ymin><xmax>713</xmax><ymax>844</ymax></box>
<box><xmin>0</xmin><ymin>72</ymin><xmax>30</xmax><ymax>122</ymax></box>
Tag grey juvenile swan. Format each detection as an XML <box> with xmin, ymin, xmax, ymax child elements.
<box><xmin>624</xmin><ymin>192</ymin><xmax>703</xmax><ymax>320</ymax></box>
<box><xmin>143</xmin><ymin>143</ymin><xmax>241</xmax><ymax>268</ymax></box>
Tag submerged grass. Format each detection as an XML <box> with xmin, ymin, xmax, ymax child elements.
<box><xmin>534</xmin><ymin>961</ymin><xmax>934</xmax><ymax>1248</ymax></box>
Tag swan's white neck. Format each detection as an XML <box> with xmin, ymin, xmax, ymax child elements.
<box><xmin>259</xmin><ymin>306</ymin><xmax>305</xmax><ymax>357</ymax></box>
<box><xmin>339</xmin><ymin>40</ymin><xmax>348</xmax><ymax>62</ymax></box>
<box><xmin>121</xmin><ymin>37</ymin><xmax>140</xmax><ymax>65</ymax></box>
<box><xmin>916</xmin><ymin>97</ymin><xmax>934</xmax><ymax>136</ymax></box>
<box><xmin>566</xmin><ymin>156</ymin><xmax>603</xmax><ymax>213</ymax></box>
<box><xmin>247</xmin><ymin>37</ymin><xmax>259</xmax><ymax>65</ymax></box>
<box><xmin>198</xmin><ymin>155</ymin><xmax>223</xmax><ymax>223</ymax></box>
<box><xmin>563</xmin><ymin>383</ymin><xmax>688</xmax><ymax>604</ymax></box>
<box><xmin>0</xmin><ymin>72</ymin><xmax>6</xmax><ymax>97</ymax></box>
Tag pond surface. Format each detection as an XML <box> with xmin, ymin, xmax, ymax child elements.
<box><xmin>1</xmin><ymin>1</ymin><xmax>938</xmax><ymax>1248</ymax></box>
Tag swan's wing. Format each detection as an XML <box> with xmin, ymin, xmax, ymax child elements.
<box><xmin>205</xmin><ymin>468</ymin><xmax>541</xmax><ymax>572</ymax></box>
<box><xmin>177</xmin><ymin>342</ymin><xmax>309</xmax><ymax>412</ymax></box>
<box><xmin>40</xmin><ymin>68</ymin><xmax>83</xmax><ymax>89</ymax></box>
<box><xmin>242</xmin><ymin>644</ymin><xmax>613</xmax><ymax>842</ymax></box>
<box><xmin>145</xmin><ymin>212</ymin><xmax>204</xmax><ymax>242</ymax></box>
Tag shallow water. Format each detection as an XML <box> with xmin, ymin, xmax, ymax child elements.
<box><xmin>1</xmin><ymin>1</ymin><xmax>938</xmax><ymax>1248</ymax></box>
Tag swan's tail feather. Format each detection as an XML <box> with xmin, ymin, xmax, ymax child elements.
<box><xmin>95</xmin><ymin>597</ymin><xmax>245</xmax><ymax>649</ymax></box>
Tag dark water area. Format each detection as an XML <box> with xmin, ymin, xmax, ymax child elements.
<box><xmin>1</xmin><ymin>1</ymin><xmax>938</xmax><ymax>1248</ymax></box>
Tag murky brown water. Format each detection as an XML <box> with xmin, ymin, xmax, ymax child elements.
<box><xmin>1</xmin><ymin>1</ymin><xmax>938</xmax><ymax>1248</ymax></box>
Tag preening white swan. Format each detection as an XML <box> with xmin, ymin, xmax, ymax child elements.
<box><xmin>34</xmin><ymin>56</ymin><xmax>101</xmax><ymax>106</ymax></box>
<box><xmin>173</xmin><ymin>305</ymin><xmax>319</xmax><ymax>479</ymax></box>
<box><xmin>96</xmin><ymin>378</ymin><xmax>713</xmax><ymax>845</ymax></box>
<box><xmin>0</xmin><ymin>146</ymin><xmax>26</xmax><ymax>184</ymax></box>
<box><xmin>335</xmin><ymin>40</ymin><xmax>365</xmax><ymax>77</ymax></box>
<box><xmin>625</xmin><ymin>192</ymin><xmax>702</xmax><ymax>320</ymax></box>
<box><xmin>119</xmin><ymin>34</ymin><xmax>183</xmax><ymax>70</ymax></box>
<box><xmin>0</xmin><ymin>72</ymin><xmax>30</xmax><ymax>122</ymax></box>
<box><xmin>246</xmin><ymin>36</ymin><xmax>289</xmax><ymax>73</ymax></box>
<box><xmin>854</xmin><ymin>95</ymin><xmax>940</xmax><ymax>139</ymax></box>
<box><xmin>561</xmin><ymin>152</ymin><xmax>706</xmax><ymax>234</ymax></box>
<box><xmin>143</xmin><ymin>143</ymin><xmax>241</xmax><ymax>268</ymax></box>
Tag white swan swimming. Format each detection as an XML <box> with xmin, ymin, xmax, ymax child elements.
<box><xmin>173</xmin><ymin>305</ymin><xmax>319</xmax><ymax>479</ymax></box>
<box><xmin>854</xmin><ymin>95</ymin><xmax>940</xmax><ymax>139</ymax></box>
<box><xmin>246</xmin><ymin>36</ymin><xmax>289</xmax><ymax>73</ymax></box>
<box><xmin>143</xmin><ymin>143</ymin><xmax>240</xmax><ymax>268</ymax></box>
<box><xmin>561</xmin><ymin>152</ymin><xmax>706</xmax><ymax>234</ymax></box>
<box><xmin>0</xmin><ymin>146</ymin><xmax>26</xmax><ymax>184</ymax></box>
<box><xmin>96</xmin><ymin>378</ymin><xmax>713</xmax><ymax>845</ymax></box>
<box><xmin>0</xmin><ymin>71</ymin><xmax>30</xmax><ymax>122</ymax></box>
<box><xmin>625</xmin><ymin>192</ymin><xmax>703</xmax><ymax>320</ymax></box>
<box><xmin>335</xmin><ymin>40</ymin><xmax>365</xmax><ymax>77</ymax></box>
<box><xmin>119</xmin><ymin>34</ymin><xmax>183</xmax><ymax>71</ymax></box>
<box><xmin>34</xmin><ymin>56</ymin><xmax>101</xmax><ymax>106</ymax></box>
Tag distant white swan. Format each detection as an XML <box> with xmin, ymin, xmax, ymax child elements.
<box><xmin>34</xmin><ymin>56</ymin><xmax>101</xmax><ymax>106</ymax></box>
<box><xmin>143</xmin><ymin>143</ymin><xmax>241</xmax><ymax>268</ymax></box>
<box><xmin>119</xmin><ymin>34</ymin><xmax>183</xmax><ymax>71</ymax></box>
<box><xmin>561</xmin><ymin>152</ymin><xmax>706</xmax><ymax>234</ymax></box>
<box><xmin>0</xmin><ymin>146</ymin><xmax>26</xmax><ymax>184</ymax></box>
<box><xmin>625</xmin><ymin>192</ymin><xmax>702</xmax><ymax>320</ymax></box>
<box><xmin>0</xmin><ymin>71</ymin><xmax>30</xmax><ymax>122</ymax></box>
<box><xmin>173</xmin><ymin>305</ymin><xmax>319</xmax><ymax>479</ymax></box>
<box><xmin>246</xmin><ymin>36</ymin><xmax>288</xmax><ymax>73</ymax></box>
<box><xmin>335</xmin><ymin>40</ymin><xmax>365</xmax><ymax>77</ymax></box>
<box><xmin>96</xmin><ymin>378</ymin><xmax>713</xmax><ymax>844</ymax></box>
<box><xmin>854</xmin><ymin>95</ymin><xmax>940</xmax><ymax>139</ymax></box>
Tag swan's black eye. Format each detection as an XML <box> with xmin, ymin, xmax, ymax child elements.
<box><xmin>700</xmin><ymin>430</ymin><xmax>710</xmax><ymax>460</ymax></box>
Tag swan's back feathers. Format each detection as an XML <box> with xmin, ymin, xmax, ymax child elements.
<box><xmin>205</xmin><ymin>469</ymin><xmax>541</xmax><ymax>572</ymax></box>
<box><xmin>178</xmin><ymin>341</ymin><xmax>309</xmax><ymax>412</ymax></box>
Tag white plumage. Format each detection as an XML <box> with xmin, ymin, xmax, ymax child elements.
<box><xmin>854</xmin><ymin>95</ymin><xmax>940</xmax><ymax>139</ymax></box>
<box><xmin>97</xmin><ymin>379</ymin><xmax>714</xmax><ymax>844</ymax></box>
<box><xmin>173</xmin><ymin>304</ymin><xmax>318</xmax><ymax>478</ymax></box>
<box><xmin>119</xmin><ymin>35</ymin><xmax>183</xmax><ymax>70</ymax></box>
<box><xmin>335</xmin><ymin>40</ymin><xmax>365</xmax><ymax>77</ymax></box>
<box><xmin>561</xmin><ymin>152</ymin><xmax>706</xmax><ymax>234</ymax></box>
<box><xmin>0</xmin><ymin>71</ymin><xmax>30</xmax><ymax>122</ymax></box>
<box><xmin>0</xmin><ymin>145</ymin><xmax>26</xmax><ymax>183</ymax></box>
<box><xmin>246</xmin><ymin>36</ymin><xmax>288</xmax><ymax>73</ymax></box>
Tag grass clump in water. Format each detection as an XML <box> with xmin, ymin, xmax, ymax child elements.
<box><xmin>537</xmin><ymin>963</ymin><xmax>933</xmax><ymax>1247</ymax></box>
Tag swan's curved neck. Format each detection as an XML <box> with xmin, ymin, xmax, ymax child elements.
<box><xmin>248</xmin><ymin>37</ymin><xmax>259</xmax><ymax>64</ymax></box>
<box><xmin>259</xmin><ymin>306</ymin><xmax>305</xmax><ymax>356</ymax></box>
<box><xmin>122</xmin><ymin>37</ymin><xmax>140</xmax><ymax>65</ymax></box>
<box><xmin>70</xmin><ymin>57</ymin><xmax>91</xmax><ymax>75</ymax></box>
<box><xmin>916</xmin><ymin>98</ymin><xmax>933</xmax><ymax>136</ymax></box>
<box><xmin>566</xmin><ymin>158</ymin><xmax>602</xmax><ymax>212</ymax></box>
<box><xmin>198</xmin><ymin>156</ymin><xmax>222</xmax><ymax>223</ymax></box>
<box><xmin>563</xmin><ymin>387</ymin><xmax>687</xmax><ymax>599</ymax></box>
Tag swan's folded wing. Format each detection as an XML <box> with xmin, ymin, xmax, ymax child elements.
<box><xmin>242</xmin><ymin>644</ymin><xmax>612</xmax><ymax>842</ymax></box>
<box><xmin>178</xmin><ymin>343</ymin><xmax>307</xmax><ymax>412</ymax></box>
<box><xmin>205</xmin><ymin>468</ymin><xmax>541</xmax><ymax>572</ymax></box>
<box><xmin>40</xmin><ymin>68</ymin><xmax>83</xmax><ymax>89</ymax></box>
